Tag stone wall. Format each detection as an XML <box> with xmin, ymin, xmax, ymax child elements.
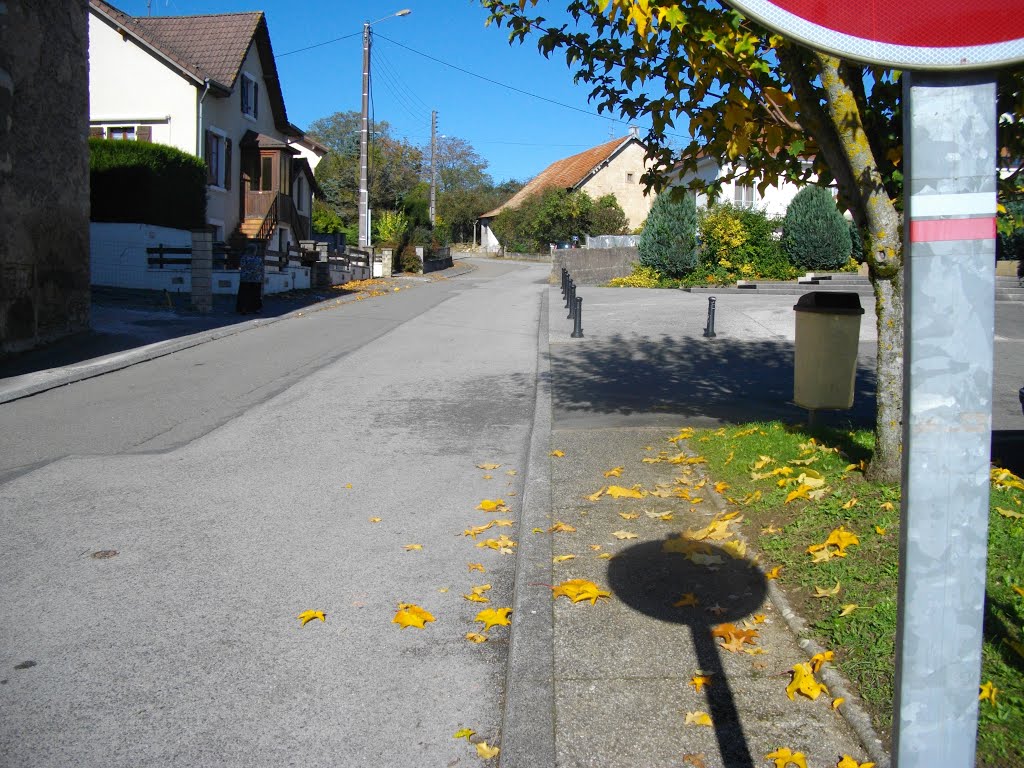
<box><xmin>0</xmin><ymin>1</ymin><xmax>91</xmax><ymax>357</ymax></box>
<box><xmin>551</xmin><ymin>247</ymin><xmax>639</xmax><ymax>286</ymax></box>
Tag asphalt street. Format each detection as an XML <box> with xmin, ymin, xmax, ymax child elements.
<box><xmin>0</xmin><ymin>259</ymin><xmax>546</xmax><ymax>767</ymax></box>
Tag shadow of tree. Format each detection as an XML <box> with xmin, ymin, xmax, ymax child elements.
<box><xmin>607</xmin><ymin>539</ymin><xmax>768</xmax><ymax>768</ymax></box>
<box><xmin>550</xmin><ymin>333</ymin><xmax>876</xmax><ymax>428</ymax></box>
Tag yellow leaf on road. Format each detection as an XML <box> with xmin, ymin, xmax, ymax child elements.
<box><xmin>465</xmin><ymin>632</ymin><xmax>488</xmax><ymax>643</ymax></box>
<box><xmin>832</xmin><ymin>697</ymin><xmax>845</xmax><ymax>710</ymax></box>
<box><xmin>369</xmin><ymin>517</ymin><xmax>382</xmax><ymax>523</ymax></box>
<box><xmin>612</xmin><ymin>530</ymin><xmax>638</xmax><ymax>540</ymax></box>
<box><xmin>464</xmin><ymin>523</ymin><xmax>495</xmax><ymax>539</ymax></box>
<box><xmin>689</xmin><ymin>674</ymin><xmax>713</xmax><ymax>692</ymax></box>
<box><xmin>549</xmin><ymin>450</ymin><xmax>565</xmax><ymax>457</ymax></box>
<box><xmin>393</xmin><ymin>603</ymin><xmax>435</xmax><ymax>630</ymax></box>
<box><xmin>836</xmin><ymin>756</ymin><xmax>875</xmax><ymax>768</ymax></box>
<box><xmin>585</xmin><ymin>486</ymin><xmax>608</xmax><ymax>501</ymax></box>
<box><xmin>786</xmin><ymin>662</ymin><xmax>828</xmax><ymax>700</ymax></box>
<box><xmin>684</xmin><ymin>711</ymin><xmax>713</xmax><ymax>726</ymax></box>
<box><xmin>552</xmin><ymin>579</ymin><xmax>611</xmax><ymax>605</ymax></box>
<box><xmin>549</xmin><ymin>521</ymin><xmax>576</xmax><ymax>533</ymax></box>
<box><xmin>453</xmin><ymin>728</ymin><xmax>476</xmax><ymax>740</ymax></box>
<box><xmin>617</xmin><ymin>512</ymin><xmax>640</xmax><ymax>520</ymax></box>
<box><xmin>766</xmin><ymin>747</ymin><xmax>808</xmax><ymax>768</ymax></box>
<box><xmin>597</xmin><ymin>552</ymin><xmax>613</xmax><ymax>559</ymax></box>
<box><xmin>645</xmin><ymin>510</ymin><xmax>673</xmax><ymax>520</ymax></box>
<box><xmin>474</xmin><ymin>607</ymin><xmax>512</xmax><ymax>632</ymax></box>
<box><xmin>477</xmin><ymin>499</ymin><xmax>507</xmax><ymax>512</ymax></box>
<box><xmin>674</xmin><ymin>593</ymin><xmax>700</xmax><ymax>607</ymax></box>
<box><xmin>606</xmin><ymin>485</ymin><xmax>646</xmax><ymax>499</ymax></box>
<box><xmin>603</xmin><ymin>466</ymin><xmax>624</xmax><ymax>477</ymax></box>
<box><xmin>553</xmin><ymin>554</ymin><xmax>576</xmax><ymax>563</ymax></box>
<box><xmin>810</xmin><ymin>650</ymin><xmax>834</xmax><ymax>673</ymax></box>
<box><xmin>297</xmin><ymin>609</ymin><xmax>325</xmax><ymax>627</ymax></box>
<box><xmin>463</xmin><ymin>593</ymin><xmax>490</xmax><ymax>603</ymax></box>
<box><xmin>403</xmin><ymin>544</ymin><xmax>423</xmax><ymax>551</ymax></box>
<box><xmin>342</xmin><ymin>483</ymin><xmax>353</xmax><ymax>489</ymax></box>
<box><xmin>477</xmin><ymin>463</ymin><xmax>501</xmax><ymax>470</ymax></box>
<box><xmin>467</xmin><ymin>563</ymin><xmax>486</xmax><ymax>573</ymax></box>
<box><xmin>476</xmin><ymin>742</ymin><xmax>500</xmax><ymax>759</ymax></box>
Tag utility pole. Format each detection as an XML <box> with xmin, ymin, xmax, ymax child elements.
<box><xmin>430</xmin><ymin>110</ymin><xmax>437</xmax><ymax>227</ymax></box>
<box><xmin>358</xmin><ymin>21</ymin><xmax>371</xmax><ymax>249</ymax></box>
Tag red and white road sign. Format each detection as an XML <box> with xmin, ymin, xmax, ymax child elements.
<box><xmin>728</xmin><ymin>0</ymin><xmax>1024</xmax><ymax>69</ymax></box>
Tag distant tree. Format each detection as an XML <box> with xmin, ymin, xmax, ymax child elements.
<box><xmin>311</xmin><ymin>198</ymin><xmax>345</xmax><ymax>234</ymax></box>
<box><xmin>589</xmin><ymin>194</ymin><xmax>629</xmax><ymax>235</ymax></box>
<box><xmin>638</xmin><ymin>192</ymin><xmax>698</xmax><ymax>277</ymax></box>
<box><xmin>781</xmin><ymin>186</ymin><xmax>852</xmax><ymax>271</ymax></box>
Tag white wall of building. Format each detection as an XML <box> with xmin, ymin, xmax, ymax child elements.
<box><xmin>678</xmin><ymin>157</ymin><xmax>818</xmax><ymax>218</ymax></box>
<box><xmin>88</xmin><ymin>12</ymin><xmax>197</xmax><ymax>155</ymax></box>
<box><xmin>581</xmin><ymin>141</ymin><xmax>655</xmax><ymax>231</ymax></box>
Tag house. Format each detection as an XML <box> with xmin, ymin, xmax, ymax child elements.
<box><xmin>478</xmin><ymin>130</ymin><xmax>655</xmax><ymax>251</ymax></box>
<box><xmin>673</xmin><ymin>154</ymin><xmax>826</xmax><ymax>217</ymax></box>
<box><xmin>88</xmin><ymin>0</ymin><xmax>317</xmax><ymax>253</ymax></box>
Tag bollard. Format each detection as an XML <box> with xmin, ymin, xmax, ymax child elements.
<box><xmin>567</xmin><ymin>282</ymin><xmax>576</xmax><ymax>319</ymax></box>
<box><xmin>571</xmin><ymin>296</ymin><xmax>584</xmax><ymax>338</ymax></box>
<box><xmin>561</xmin><ymin>268</ymin><xmax>568</xmax><ymax>296</ymax></box>
<box><xmin>703</xmin><ymin>296</ymin><xmax>717</xmax><ymax>338</ymax></box>
<box><xmin>565</xmin><ymin>279</ymin><xmax>574</xmax><ymax>309</ymax></box>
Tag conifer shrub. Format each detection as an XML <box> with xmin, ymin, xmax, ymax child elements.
<box><xmin>638</xmin><ymin>191</ymin><xmax>698</xmax><ymax>278</ymax></box>
<box><xmin>781</xmin><ymin>186</ymin><xmax>852</xmax><ymax>271</ymax></box>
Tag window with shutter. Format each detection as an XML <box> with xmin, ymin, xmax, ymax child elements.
<box><xmin>205</xmin><ymin>130</ymin><xmax>216</xmax><ymax>185</ymax></box>
<box><xmin>253</xmin><ymin>82</ymin><xmax>258</xmax><ymax>119</ymax></box>
<box><xmin>241</xmin><ymin>74</ymin><xmax>258</xmax><ymax>119</ymax></box>
<box><xmin>224</xmin><ymin>139</ymin><xmax>232</xmax><ymax>191</ymax></box>
<box><xmin>137</xmin><ymin>126</ymin><xmax>152</xmax><ymax>142</ymax></box>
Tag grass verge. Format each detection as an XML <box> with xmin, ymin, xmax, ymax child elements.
<box><xmin>681</xmin><ymin>421</ymin><xmax>1024</xmax><ymax>768</ymax></box>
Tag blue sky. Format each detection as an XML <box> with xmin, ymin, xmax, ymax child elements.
<box><xmin>111</xmin><ymin>0</ymin><xmax>662</xmax><ymax>183</ymax></box>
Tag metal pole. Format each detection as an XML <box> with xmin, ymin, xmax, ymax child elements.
<box><xmin>571</xmin><ymin>296</ymin><xmax>584</xmax><ymax>338</ymax></box>
<box><xmin>567</xmin><ymin>282</ymin><xmax>576</xmax><ymax>318</ymax></box>
<box><xmin>565</xmin><ymin>279</ymin><xmax>573</xmax><ymax>310</ymax></box>
<box><xmin>358</xmin><ymin>22</ymin><xmax>371</xmax><ymax>249</ymax></box>
<box><xmin>703</xmin><ymin>296</ymin><xmax>717</xmax><ymax>338</ymax></box>
<box><xmin>892</xmin><ymin>71</ymin><xmax>997</xmax><ymax>768</ymax></box>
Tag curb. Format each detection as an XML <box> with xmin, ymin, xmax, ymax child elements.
<box><xmin>499</xmin><ymin>292</ymin><xmax>555</xmax><ymax>768</ymax></box>
<box><xmin>0</xmin><ymin>264</ymin><xmax>478</xmax><ymax>405</ymax></box>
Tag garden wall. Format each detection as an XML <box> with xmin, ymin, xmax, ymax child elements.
<box><xmin>552</xmin><ymin>247</ymin><xmax>638</xmax><ymax>285</ymax></box>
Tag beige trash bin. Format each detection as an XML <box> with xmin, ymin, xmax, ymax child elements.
<box><xmin>793</xmin><ymin>292</ymin><xmax>864</xmax><ymax>410</ymax></box>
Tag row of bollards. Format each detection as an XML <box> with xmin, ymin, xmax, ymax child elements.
<box><xmin>560</xmin><ymin>267</ymin><xmax>584</xmax><ymax>338</ymax></box>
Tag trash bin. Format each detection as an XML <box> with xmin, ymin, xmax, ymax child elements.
<box><xmin>793</xmin><ymin>292</ymin><xmax>865</xmax><ymax>410</ymax></box>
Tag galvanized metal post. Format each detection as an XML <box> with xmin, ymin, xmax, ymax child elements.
<box><xmin>893</xmin><ymin>71</ymin><xmax>997</xmax><ymax>768</ymax></box>
<box><xmin>703</xmin><ymin>296</ymin><xmax>717</xmax><ymax>338</ymax></box>
<box><xmin>571</xmin><ymin>296</ymin><xmax>583</xmax><ymax>338</ymax></box>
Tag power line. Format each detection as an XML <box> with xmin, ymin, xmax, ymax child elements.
<box><xmin>276</xmin><ymin>30</ymin><xmax>360</xmax><ymax>58</ymax></box>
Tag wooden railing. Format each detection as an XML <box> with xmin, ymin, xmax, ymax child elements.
<box><xmin>146</xmin><ymin>243</ymin><xmax>236</xmax><ymax>269</ymax></box>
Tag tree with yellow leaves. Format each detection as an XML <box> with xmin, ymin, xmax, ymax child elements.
<box><xmin>482</xmin><ymin>0</ymin><xmax>1024</xmax><ymax>481</ymax></box>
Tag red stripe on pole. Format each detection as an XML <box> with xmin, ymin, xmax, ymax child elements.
<box><xmin>909</xmin><ymin>217</ymin><xmax>996</xmax><ymax>243</ymax></box>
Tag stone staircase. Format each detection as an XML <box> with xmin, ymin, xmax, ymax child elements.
<box><xmin>688</xmin><ymin>272</ymin><xmax>1024</xmax><ymax>302</ymax></box>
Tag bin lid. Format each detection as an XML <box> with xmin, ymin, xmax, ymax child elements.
<box><xmin>793</xmin><ymin>291</ymin><xmax>865</xmax><ymax>315</ymax></box>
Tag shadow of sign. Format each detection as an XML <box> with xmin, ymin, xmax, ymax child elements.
<box><xmin>607</xmin><ymin>538</ymin><xmax>768</xmax><ymax>768</ymax></box>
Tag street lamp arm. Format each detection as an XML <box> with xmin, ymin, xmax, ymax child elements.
<box><xmin>366</xmin><ymin>9</ymin><xmax>411</xmax><ymax>27</ymax></box>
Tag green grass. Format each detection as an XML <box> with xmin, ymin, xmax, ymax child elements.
<box><xmin>683</xmin><ymin>421</ymin><xmax>1024</xmax><ymax>767</ymax></box>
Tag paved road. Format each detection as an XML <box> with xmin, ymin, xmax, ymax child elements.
<box><xmin>0</xmin><ymin>259</ymin><xmax>547</xmax><ymax>767</ymax></box>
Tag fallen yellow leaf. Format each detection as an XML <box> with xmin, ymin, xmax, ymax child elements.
<box><xmin>979</xmin><ymin>680</ymin><xmax>998</xmax><ymax>706</ymax></box>
<box><xmin>617</xmin><ymin>512</ymin><xmax>640</xmax><ymax>520</ymax></box>
<box><xmin>549</xmin><ymin>450</ymin><xmax>564</xmax><ymax>457</ymax></box>
<box><xmin>369</xmin><ymin>517</ymin><xmax>382</xmax><ymax>523</ymax></box>
<box><xmin>482</xmin><ymin>474</ymin><xmax>493</xmax><ymax>480</ymax></box>
<box><xmin>684</xmin><ymin>711</ymin><xmax>713</xmax><ymax>726</ymax></box>
<box><xmin>464</xmin><ymin>522</ymin><xmax>495</xmax><ymax>539</ymax></box>
<box><xmin>810</xmin><ymin>650</ymin><xmax>834</xmax><ymax>673</ymax></box>
<box><xmin>553</xmin><ymin>554</ymin><xmax>576</xmax><ymax>563</ymax></box>
<box><xmin>468</xmin><ymin>563</ymin><xmax>486</xmax><ymax>572</ymax></box>
<box><xmin>403</xmin><ymin>544</ymin><xmax>423</xmax><ymax>552</ymax></box>
<box><xmin>874</xmin><ymin>525</ymin><xmax>887</xmax><ymax>535</ymax></box>
<box><xmin>612</xmin><ymin>530</ymin><xmax>638</xmax><ymax>540</ymax></box>
<box><xmin>714</xmin><ymin>481</ymin><xmax>730</xmax><ymax>493</ymax></box>
<box><xmin>1013</xmin><ymin>585</ymin><xmax>1024</xmax><ymax>597</ymax></box>
<box><xmin>474</xmin><ymin>607</ymin><xmax>512</xmax><ymax>632</ymax></box>
<box><xmin>477</xmin><ymin>463</ymin><xmax>501</xmax><ymax>470</ymax></box>
<box><xmin>552</xmin><ymin>578</ymin><xmax>611</xmax><ymax>605</ymax></box>
<box><xmin>549</xmin><ymin>521</ymin><xmax>577</xmax><ymax>533</ymax></box>
<box><xmin>393</xmin><ymin>603</ymin><xmax>435</xmax><ymax>630</ymax></box>
<box><xmin>297</xmin><ymin>609</ymin><xmax>325</xmax><ymax>627</ymax></box>
<box><xmin>674</xmin><ymin>593</ymin><xmax>700</xmax><ymax>608</ymax></box>
<box><xmin>766</xmin><ymin>747</ymin><xmax>808</xmax><ymax>768</ymax></box>
<box><xmin>342</xmin><ymin>483</ymin><xmax>353</xmax><ymax>489</ymax></box>
<box><xmin>453</xmin><ymin>728</ymin><xmax>476</xmax><ymax>740</ymax></box>
<box><xmin>839</xmin><ymin>604</ymin><xmax>858</xmax><ymax>616</ymax></box>
<box><xmin>878</xmin><ymin>501</ymin><xmax>895</xmax><ymax>511</ymax></box>
<box><xmin>785</xmin><ymin>484</ymin><xmax>813</xmax><ymax>504</ymax></box>
<box><xmin>597</xmin><ymin>552</ymin><xmax>613</xmax><ymax>560</ymax></box>
<box><xmin>606</xmin><ymin>485</ymin><xmax>646</xmax><ymax>499</ymax></box>
<box><xmin>762</xmin><ymin>524</ymin><xmax>781</xmax><ymax>534</ymax></box>
<box><xmin>603</xmin><ymin>466</ymin><xmax>624</xmax><ymax>477</ymax></box>
<box><xmin>832</xmin><ymin>697</ymin><xmax>845</xmax><ymax>710</ymax></box>
<box><xmin>475</xmin><ymin>741</ymin><xmax>500</xmax><ymax>759</ymax></box>
<box><xmin>836</xmin><ymin>756</ymin><xmax>875</xmax><ymax>768</ymax></box>
<box><xmin>477</xmin><ymin>499</ymin><xmax>506</xmax><ymax>512</ymax></box>
<box><xmin>465</xmin><ymin>633</ymin><xmax>488</xmax><ymax>644</ymax></box>
<box><xmin>997</xmin><ymin>506</ymin><xmax>1024</xmax><ymax>519</ymax></box>
<box><xmin>841</xmin><ymin>497</ymin><xmax>859</xmax><ymax>510</ymax></box>
<box><xmin>813</xmin><ymin>582</ymin><xmax>842</xmax><ymax>598</ymax></box>
<box><xmin>585</xmin><ymin>486</ymin><xmax>608</xmax><ymax>501</ymax></box>
<box><xmin>765</xmin><ymin>566</ymin><xmax>782</xmax><ymax>579</ymax></box>
<box><xmin>786</xmin><ymin>662</ymin><xmax>828</xmax><ymax>700</ymax></box>
<box><xmin>689</xmin><ymin>674</ymin><xmax>713</xmax><ymax>692</ymax></box>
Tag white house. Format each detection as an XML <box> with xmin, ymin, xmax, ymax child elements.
<box><xmin>478</xmin><ymin>130</ymin><xmax>655</xmax><ymax>251</ymax></box>
<box><xmin>88</xmin><ymin>0</ymin><xmax>317</xmax><ymax>251</ymax></box>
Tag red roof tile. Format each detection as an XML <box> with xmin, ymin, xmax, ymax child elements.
<box><xmin>481</xmin><ymin>135</ymin><xmax>637</xmax><ymax>218</ymax></box>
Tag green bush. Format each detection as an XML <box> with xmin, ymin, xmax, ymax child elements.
<box><xmin>849</xmin><ymin>219</ymin><xmax>865</xmax><ymax>263</ymax></box>
<box><xmin>375</xmin><ymin>209</ymin><xmax>409</xmax><ymax>247</ymax></box>
<box><xmin>400</xmin><ymin>245</ymin><xmax>422</xmax><ymax>273</ymax></box>
<box><xmin>89</xmin><ymin>138</ymin><xmax>206</xmax><ymax>229</ymax></box>
<box><xmin>997</xmin><ymin>200</ymin><xmax>1024</xmax><ymax>261</ymax></box>
<box><xmin>781</xmin><ymin>186</ymin><xmax>852</xmax><ymax>272</ymax></box>
<box><xmin>638</xmin><ymin>191</ymin><xmax>698</xmax><ymax>278</ymax></box>
<box><xmin>590</xmin><ymin>194</ymin><xmax>629</xmax><ymax>235</ymax></box>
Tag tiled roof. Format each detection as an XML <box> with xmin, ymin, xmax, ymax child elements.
<box><xmin>480</xmin><ymin>135</ymin><xmax>636</xmax><ymax>218</ymax></box>
<box><xmin>91</xmin><ymin>0</ymin><xmax>257</xmax><ymax>89</ymax></box>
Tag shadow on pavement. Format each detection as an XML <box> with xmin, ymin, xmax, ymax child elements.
<box><xmin>550</xmin><ymin>333</ymin><xmax>876</xmax><ymax>428</ymax></box>
<box><xmin>607</xmin><ymin>539</ymin><xmax>768</xmax><ymax>768</ymax></box>
<box><xmin>0</xmin><ymin>287</ymin><xmax>349</xmax><ymax>379</ymax></box>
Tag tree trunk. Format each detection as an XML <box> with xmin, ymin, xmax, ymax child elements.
<box><xmin>868</xmin><ymin>269</ymin><xmax>904</xmax><ymax>483</ymax></box>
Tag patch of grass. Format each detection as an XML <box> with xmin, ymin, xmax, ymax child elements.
<box><xmin>683</xmin><ymin>420</ymin><xmax>1024</xmax><ymax>767</ymax></box>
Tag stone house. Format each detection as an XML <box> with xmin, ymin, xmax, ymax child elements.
<box><xmin>87</xmin><ymin>0</ymin><xmax>317</xmax><ymax>253</ymax></box>
<box><xmin>478</xmin><ymin>130</ymin><xmax>655</xmax><ymax>251</ymax></box>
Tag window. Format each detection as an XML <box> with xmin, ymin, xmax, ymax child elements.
<box><xmin>626</xmin><ymin>172</ymin><xmax>635</xmax><ymax>184</ymax></box>
<box><xmin>205</xmin><ymin>129</ymin><xmax>231</xmax><ymax>189</ymax></box>
<box><xmin>240</xmin><ymin>74</ymin><xmax>259</xmax><ymax>119</ymax></box>
<box><xmin>108</xmin><ymin>126</ymin><xmax>135</xmax><ymax>141</ymax></box>
<box><xmin>294</xmin><ymin>175</ymin><xmax>306</xmax><ymax>213</ymax></box>
<box><xmin>733</xmin><ymin>183</ymin><xmax>757</xmax><ymax>208</ymax></box>
<box><xmin>259</xmin><ymin>155</ymin><xmax>273</xmax><ymax>191</ymax></box>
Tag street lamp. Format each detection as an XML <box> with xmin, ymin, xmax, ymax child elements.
<box><xmin>359</xmin><ymin>9</ymin><xmax>411</xmax><ymax>250</ymax></box>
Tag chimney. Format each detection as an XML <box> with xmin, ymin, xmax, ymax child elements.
<box><xmin>628</xmin><ymin>126</ymin><xmax>639</xmax><ymax>139</ymax></box>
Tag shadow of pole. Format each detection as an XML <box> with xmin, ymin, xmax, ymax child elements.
<box><xmin>607</xmin><ymin>539</ymin><xmax>768</xmax><ymax>768</ymax></box>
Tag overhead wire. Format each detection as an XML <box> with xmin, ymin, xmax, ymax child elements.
<box><xmin>276</xmin><ymin>30</ymin><xmax>361</xmax><ymax>58</ymax></box>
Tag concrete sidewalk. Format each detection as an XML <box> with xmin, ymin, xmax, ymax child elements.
<box><xmin>504</xmin><ymin>286</ymin><xmax>888</xmax><ymax>768</ymax></box>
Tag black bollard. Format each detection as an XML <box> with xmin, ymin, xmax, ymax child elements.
<box><xmin>565</xmin><ymin>279</ymin><xmax>574</xmax><ymax>309</ymax></box>
<box><xmin>567</xmin><ymin>282</ymin><xmax>576</xmax><ymax>319</ymax></box>
<box><xmin>703</xmin><ymin>296</ymin><xmax>717</xmax><ymax>338</ymax></box>
<box><xmin>571</xmin><ymin>296</ymin><xmax>584</xmax><ymax>338</ymax></box>
<box><xmin>561</xmin><ymin>268</ymin><xmax>568</xmax><ymax>296</ymax></box>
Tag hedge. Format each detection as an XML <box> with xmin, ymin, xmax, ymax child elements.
<box><xmin>89</xmin><ymin>138</ymin><xmax>206</xmax><ymax>230</ymax></box>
